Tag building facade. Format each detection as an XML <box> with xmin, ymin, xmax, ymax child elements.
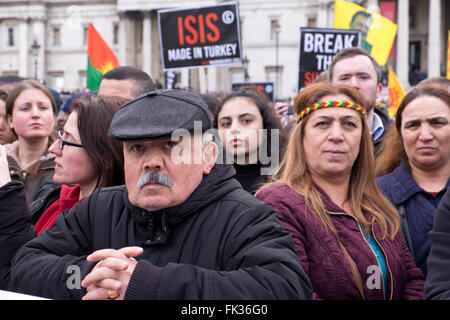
<box><xmin>0</xmin><ymin>0</ymin><xmax>448</xmax><ymax>99</ymax></box>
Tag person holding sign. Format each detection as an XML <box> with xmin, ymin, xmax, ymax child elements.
<box><xmin>256</xmin><ymin>82</ymin><xmax>424</xmax><ymax>300</ymax></box>
<box><xmin>329</xmin><ymin>47</ymin><xmax>391</xmax><ymax>156</ymax></box>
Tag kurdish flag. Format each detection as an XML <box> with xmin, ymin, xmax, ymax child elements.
<box><xmin>87</xmin><ymin>23</ymin><xmax>119</xmax><ymax>91</ymax></box>
<box><xmin>387</xmin><ymin>66</ymin><xmax>405</xmax><ymax>118</ymax></box>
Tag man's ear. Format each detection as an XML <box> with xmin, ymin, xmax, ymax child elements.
<box><xmin>376</xmin><ymin>82</ymin><xmax>383</xmax><ymax>97</ymax></box>
<box><xmin>202</xmin><ymin>141</ymin><xmax>218</xmax><ymax>174</ymax></box>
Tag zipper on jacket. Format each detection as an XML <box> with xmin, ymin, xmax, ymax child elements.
<box><xmin>372</xmin><ymin>232</ymin><xmax>394</xmax><ymax>300</ymax></box>
<box><xmin>328</xmin><ymin>211</ymin><xmax>391</xmax><ymax>300</ymax></box>
<box><xmin>355</xmin><ymin>221</ymin><xmax>386</xmax><ymax>300</ymax></box>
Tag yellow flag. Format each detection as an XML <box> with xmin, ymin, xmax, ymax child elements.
<box><xmin>334</xmin><ymin>0</ymin><xmax>397</xmax><ymax>66</ymax></box>
<box><xmin>447</xmin><ymin>30</ymin><xmax>450</xmax><ymax>79</ymax></box>
<box><xmin>388</xmin><ymin>66</ymin><xmax>405</xmax><ymax>118</ymax></box>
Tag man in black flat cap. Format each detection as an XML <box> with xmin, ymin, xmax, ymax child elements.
<box><xmin>6</xmin><ymin>89</ymin><xmax>312</xmax><ymax>300</ymax></box>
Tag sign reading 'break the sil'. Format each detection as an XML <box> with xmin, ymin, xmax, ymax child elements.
<box><xmin>158</xmin><ymin>2</ymin><xmax>242</xmax><ymax>70</ymax></box>
<box><xmin>297</xmin><ymin>27</ymin><xmax>360</xmax><ymax>91</ymax></box>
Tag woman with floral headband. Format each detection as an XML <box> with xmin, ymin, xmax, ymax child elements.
<box><xmin>256</xmin><ymin>82</ymin><xmax>424</xmax><ymax>299</ymax></box>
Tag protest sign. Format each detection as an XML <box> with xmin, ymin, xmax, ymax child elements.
<box><xmin>231</xmin><ymin>81</ymin><xmax>275</xmax><ymax>103</ymax></box>
<box><xmin>297</xmin><ymin>27</ymin><xmax>360</xmax><ymax>91</ymax></box>
<box><xmin>158</xmin><ymin>2</ymin><xmax>242</xmax><ymax>70</ymax></box>
<box><xmin>334</xmin><ymin>0</ymin><xmax>397</xmax><ymax>66</ymax></box>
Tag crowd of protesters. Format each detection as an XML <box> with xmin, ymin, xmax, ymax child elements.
<box><xmin>0</xmin><ymin>47</ymin><xmax>449</xmax><ymax>300</ymax></box>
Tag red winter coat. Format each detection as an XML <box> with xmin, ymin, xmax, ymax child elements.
<box><xmin>257</xmin><ymin>183</ymin><xmax>424</xmax><ymax>300</ymax></box>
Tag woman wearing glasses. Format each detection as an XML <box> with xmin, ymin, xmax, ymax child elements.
<box><xmin>0</xmin><ymin>95</ymin><xmax>126</xmax><ymax>287</ymax></box>
<box><xmin>32</xmin><ymin>95</ymin><xmax>126</xmax><ymax>234</ymax></box>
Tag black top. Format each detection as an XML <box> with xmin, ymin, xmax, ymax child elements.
<box><xmin>233</xmin><ymin>162</ymin><xmax>267</xmax><ymax>194</ymax></box>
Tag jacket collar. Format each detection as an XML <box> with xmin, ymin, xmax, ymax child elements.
<box><xmin>5</xmin><ymin>140</ymin><xmax>55</xmax><ymax>172</ymax></box>
<box><xmin>312</xmin><ymin>182</ymin><xmax>347</xmax><ymax>213</ymax></box>
<box><xmin>388</xmin><ymin>161</ymin><xmax>450</xmax><ymax>204</ymax></box>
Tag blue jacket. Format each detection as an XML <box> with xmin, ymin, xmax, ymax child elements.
<box><xmin>376</xmin><ymin>161</ymin><xmax>450</xmax><ymax>276</ymax></box>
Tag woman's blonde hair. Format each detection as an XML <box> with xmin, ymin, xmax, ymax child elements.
<box><xmin>376</xmin><ymin>85</ymin><xmax>450</xmax><ymax>177</ymax></box>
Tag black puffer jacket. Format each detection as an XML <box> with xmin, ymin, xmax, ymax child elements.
<box><xmin>7</xmin><ymin>164</ymin><xmax>312</xmax><ymax>300</ymax></box>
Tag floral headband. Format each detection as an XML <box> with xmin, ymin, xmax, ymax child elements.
<box><xmin>297</xmin><ymin>100</ymin><xmax>367</xmax><ymax>123</ymax></box>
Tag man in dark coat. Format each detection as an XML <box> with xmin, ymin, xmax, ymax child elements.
<box><xmin>6</xmin><ymin>89</ymin><xmax>312</xmax><ymax>300</ymax></box>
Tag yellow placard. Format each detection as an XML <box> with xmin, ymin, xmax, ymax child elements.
<box><xmin>388</xmin><ymin>66</ymin><xmax>406</xmax><ymax>118</ymax></box>
<box><xmin>334</xmin><ymin>0</ymin><xmax>397</xmax><ymax>66</ymax></box>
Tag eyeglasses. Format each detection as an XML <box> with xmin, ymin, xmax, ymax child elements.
<box><xmin>58</xmin><ymin>130</ymin><xmax>84</xmax><ymax>150</ymax></box>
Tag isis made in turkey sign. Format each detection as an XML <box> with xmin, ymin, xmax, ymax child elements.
<box><xmin>158</xmin><ymin>2</ymin><xmax>242</xmax><ymax>70</ymax></box>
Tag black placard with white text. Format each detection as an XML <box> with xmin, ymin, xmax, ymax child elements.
<box><xmin>158</xmin><ymin>2</ymin><xmax>242</xmax><ymax>70</ymax></box>
<box><xmin>297</xmin><ymin>27</ymin><xmax>360</xmax><ymax>91</ymax></box>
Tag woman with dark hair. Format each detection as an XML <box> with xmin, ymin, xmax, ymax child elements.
<box><xmin>4</xmin><ymin>79</ymin><xmax>57</xmax><ymax>204</ymax></box>
<box><xmin>256</xmin><ymin>82</ymin><xmax>424</xmax><ymax>299</ymax></box>
<box><xmin>376</xmin><ymin>86</ymin><xmax>450</xmax><ymax>277</ymax></box>
<box><xmin>215</xmin><ymin>87</ymin><xmax>287</xmax><ymax>194</ymax></box>
<box><xmin>0</xmin><ymin>95</ymin><xmax>126</xmax><ymax>286</ymax></box>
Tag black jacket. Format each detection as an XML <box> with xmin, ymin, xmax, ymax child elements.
<box><xmin>7</xmin><ymin>164</ymin><xmax>312</xmax><ymax>300</ymax></box>
<box><xmin>424</xmin><ymin>189</ymin><xmax>450</xmax><ymax>300</ymax></box>
<box><xmin>0</xmin><ymin>180</ymin><xmax>63</xmax><ymax>289</ymax></box>
<box><xmin>0</xmin><ymin>181</ymin><xmax>36</xmax><ymax>287</ymax></box>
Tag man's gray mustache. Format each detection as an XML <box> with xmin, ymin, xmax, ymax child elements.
<box><xmin>137</xmin><ymin>171</ymin><xmax>172</xmax><ymax>188</ymax></box>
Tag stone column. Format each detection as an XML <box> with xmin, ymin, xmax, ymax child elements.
<box><xmin>142</xmin><ymin>11</ymin><xmax>152</xmax><ymax>76</ymax></box>
<box><xmin>18</xmin><ymin>19</ymin><xmax>28</xmax><ymax>78</ymax></box>
<box><xmin>317</xmin><ymin>0</ymin><xmax>328</xmax><ymax>28</ymax></box>
<box><xmin>118</xmin><ymin>12</ymin><xmax>128</xmax><ymax>65</ymax></box>
<box><xmin>181</xmin><ymin>69</ymin><xmax>189</xmax><ymax>88</ymax></box>
<box><xmin>206</xmin><ymin>67</ymin><xmax>217</xmax><ymax>92</ymax></box>
<box><xmin>428</xmin><ymin>0</ymin><xmax>441</xmax><ymax>77</ymax></box>
<box><xmin>396</xmin><ymin>0</ymin><xmax>409</xmax><ymax>88</ymax></box>
<box><xmin>33</xmin><ymin>19</ymin><xmax>46</xmax><ymax>82</ymax></box>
